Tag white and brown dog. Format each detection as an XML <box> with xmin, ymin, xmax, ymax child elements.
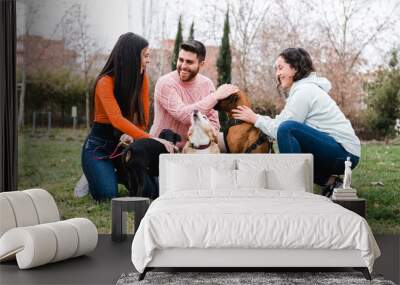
<box><xmin>182</xmin><ymin>110</ymin><xmax>220</xmax><ymax>154</ymax></box>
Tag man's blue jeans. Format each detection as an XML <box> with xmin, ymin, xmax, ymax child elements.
<box><xmin>277</xmin><ymin>120</ymin><xmax>359</xmax><ymax>186</ymax></box>
<box><xmin>81</xmin><ymin>123</ymin><xmax>158</xmax><ymax>201</ymax></box>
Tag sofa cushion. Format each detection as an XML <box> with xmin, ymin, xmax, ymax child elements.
<box><xmin>0</xmin><ymin>189</ymin><xmax>60</xmax><ymax>238</ymax></box>
<box><xmin>0</xmin><ymin>191</ymin><xmax>39</xmax><ymax>228</ymax></box>
<box><xmin>0</xmin><ymin>196</ymin><xmax>16</xmax><ymax>237</ymax></box>
<box><xmin>24</xmin><ymin>189</ymin><xmax>60</xmax><ymax>224</ymax></box>
<box><xmin>0</xmin><ymin>189</ymin><xmax>97</xmax><ymax>270</ymax></box>
<box><xmin>0</xmin><ymin>218</ymin><xmax>98</xmax><ymax>269</ymax></box>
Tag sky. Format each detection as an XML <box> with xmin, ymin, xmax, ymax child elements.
<box><xmin>17</xmin><ymin>0</ymin><xmax>131</xmax><ymax>52</ymax></box>
<box><xmin>16</xmin><ymin>0</ymin><xmax>400</xmax><ymax>68</ymax></box>
<box><xmin>16</xmin><ymin>0</ymin><xmax>203</xmax><ymax>52</ymax></box>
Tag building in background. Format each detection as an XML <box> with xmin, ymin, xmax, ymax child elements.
<box><xmin>16</xmin><ymin>35</ymin><xmax>78</xmax><ymax>75</ymax></box>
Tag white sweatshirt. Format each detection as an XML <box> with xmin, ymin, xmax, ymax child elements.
<box><xmin>254</xmin><ymin>72</ymin><xmax>361</xmax><ymax>157</ymax></box>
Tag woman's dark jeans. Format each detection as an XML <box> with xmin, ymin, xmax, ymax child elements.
<box><xmin>81</xmin><ymin>123</ymin><xmax>158</xmax><ymax>201</ymax></box>
<box><xmin>277</xmin><ymin>120</ymin><xmax>359</xmax><ymax>186</ymax></box>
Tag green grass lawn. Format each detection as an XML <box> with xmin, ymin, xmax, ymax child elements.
<box><xmin>18</xmin><ymin>128</ymin><xmax>400</xmax><ymax>234</ymax></box>
<box><xmin>352</xmin><ymin>142</ymin><xmax>400</xmax><ymax>234</ymax></box>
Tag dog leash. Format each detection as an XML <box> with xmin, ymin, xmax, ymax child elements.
<box><xmin>93</xmin><ymin>141</ymin><xmax>127</xmax><ymax>160</ymax></box>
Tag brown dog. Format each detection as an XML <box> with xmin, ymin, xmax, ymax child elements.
<box><xmin>214</xmin><ymin>91</ymin><xmax>273</xmax><ymax>153</ymax></box>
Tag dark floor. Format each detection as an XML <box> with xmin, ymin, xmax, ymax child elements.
<box><xmin>0</xmin><ymin>234</ymin><xmax>399</xmax><ymax>285</ymax></box>
<box><xmin>0</xmin><ymin>235</ymin><xmax>134</xmax><ymax>285</ymax></box>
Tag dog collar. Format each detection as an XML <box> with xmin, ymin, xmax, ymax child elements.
<box><xmin>190</xmin><ymin>141</ymin><xmax>211</xmax><ymax>150</ymax></box>
<box><xmin>227</xmin><ymin>118</ymin><xmax>245</xmax><ymax>127</ymax></box>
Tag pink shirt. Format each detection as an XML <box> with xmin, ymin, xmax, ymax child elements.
<box><xmin>150</xmin><ymin>71</ymin><xmax>220</xmax><ymax>148</ymax></box>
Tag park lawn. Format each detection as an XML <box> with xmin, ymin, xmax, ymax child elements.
<box><xmin>352</xmin><ymin>142</ymin><xmax>400</xmax><ymax>234</ymax></box>
<box><xmin>18</xmin><ymin>128</ymin><xmax>400</xmax><ymax>234</ymax></box>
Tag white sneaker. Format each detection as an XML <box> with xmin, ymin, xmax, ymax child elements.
<box><xmin>74</xmin><ymin>174</ymin><xmax>89</xmax><ymax>198</ymax></box>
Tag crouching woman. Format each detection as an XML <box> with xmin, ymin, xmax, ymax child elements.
<box><xmin>81</xmin><ymin>33</ymin><xmax>175</xmax><ymax>201</ymax></box>
<box><xmin>232</xmin><ymin>48</ymin><xmax>360</xmax><ymax>196</ymax></box>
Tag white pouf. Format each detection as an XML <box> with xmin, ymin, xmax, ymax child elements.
<box><xmin>0</xmin><ymin>189</ymin><xmax>98</xmax><ymax>269</ymax></box>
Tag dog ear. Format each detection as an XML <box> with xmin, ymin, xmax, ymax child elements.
<box><xmin>213</xmin><ymin>131</ymin><xmax>218</xmax><ymax>143</ymax></box>
<box><xmin>225</xmin><ymin>93</ymin><xmax>239</xmax><ymax>110</ymax></box>
<box><xmin>174</xmin><ymin>133</ymin><xmax>182</xmax><ymax>143</ymax></box>
<box><xmin>212</xmin><ymin>132</ymin><xmax>218</xmax><ymax>143</ymax></box>
<box><xmin>207</xmin><ymin>128</ymin><xmax>218</xmax><ymax>143</ymax></box>
<box><xmin>237</xmin><ymin>91</ymin><xmax>252</xmax><ymax>107</ymax></box>
<box><xmin>214</xmin><ymin>93</ymin><xmax>239</xmax><ymax>112</ymax></box>
<box><xmin>231</xmin><ymin>94</ymin><xmax>239</xmax><ymax>105</ymax></box>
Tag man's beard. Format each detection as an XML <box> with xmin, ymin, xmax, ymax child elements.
<box><xmin>178</xmin><ymin>66</ymin><xmax>199</xmax><ymax>82</ymax></box>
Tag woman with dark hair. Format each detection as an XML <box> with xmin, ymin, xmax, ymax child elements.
<box><xmin>81</xmin><ymin>32</ymin><xmax>175</xmax><ymax>201</ymax></box>
<box><xmin>232</xmin><ymin>48</ymin><xmax>361</xmax><ymax>196</ymax></box>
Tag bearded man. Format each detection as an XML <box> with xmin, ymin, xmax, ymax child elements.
<box><xmin>150</xmin><ymin>40</ymin><xmax>238</xmax><ymax>149</ymax></box>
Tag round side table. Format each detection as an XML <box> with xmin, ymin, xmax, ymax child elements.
<box><xmin>111</xmin><ymin>197</ymin><xmax>150</xmax><ymax>242</ymax></box>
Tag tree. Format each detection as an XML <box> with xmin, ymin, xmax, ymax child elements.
<box><xmin>229</xmin><ymin>0</ymin><xmax>271</xmax><ymax>92</ymax></box>
<box><xmin>199</xmin><ymin>1</ymin><xmax>226</xmax><ymax>45</ymax></box>
<box><xmin>303</xmin><ymin>0</ymin><xmax>400</xmax><ymax>113</ymax></box>
<box><xmin>62</xmin><ymin>3</ymin><xmax>99</xmax><ymax>130</ymax></box>
<box><xmin>250</xmin><ymin>0</ymin><xmax>400</xmax><ymax>117</ymax></box>
<box><xmin>188</xmin><ymin>20</ymin><xmax>195</xmax><ymax>40</ymax></box>
<box><xmin>366</xmin><ymin>49</ymin><xmax>400</xmax><ymax>140</ymax></box>
<box><xmin>389</xmin><ymin>49</ymin><xmax>399</xmax><ymax>68</ymax></box>
<box><xmin>17</xmin><ymin>1</ymin><xmax>41</xmax><ymax>130</ymax></box>
<box><xmin>26</xmin><ymin>69</ymin><xmax>86</xmax><ymax>127</ymax></box>
<box><xmin>217</xmin><ymin>10</ymin><xmax>232</xmax><ymax>86</ymax></box>
<box><xmin>171</xmin><ymin>15</ymin><xmax>183</xmax><ymax>71</ymax></box>
<box><xmin>216</xmin><ymin>9</ymin><xmax>232</xmax><ymax>128</ymax></box>
<box><xmin>17</xmin><ymin>1</ymin><xmax>81</xmax><ymax>129</ymax></box>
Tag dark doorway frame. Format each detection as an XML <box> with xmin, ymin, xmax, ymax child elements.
<box><xmin>0</xmin><ymin>0</ymin><xmax>17</xmax><ymax>192</ymax></box>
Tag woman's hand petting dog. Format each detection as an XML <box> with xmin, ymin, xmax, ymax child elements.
<box><xmin>232</xmin><ymin>105</ymin><xmax>258</xmax><ymax>124</ymax></box>
<box><xmin>120</xmin><ymin>134</ymin><xmax>134</xmax><ymax>145</ymax></box>
<box><xmin>152</xmin><ymin>137</ymin><xmax>178</xmax><ymax>153</ymax></box>
<box><xmin>120</xmin><ymin>133</ymin><xmax>178</xmax><ymax>153</ymax></box>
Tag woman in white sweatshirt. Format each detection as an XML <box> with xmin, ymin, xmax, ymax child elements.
<box><xmin>232</xmin><ymin>48</ymin><xmax>360</xmax><ymax>196</ymax></box>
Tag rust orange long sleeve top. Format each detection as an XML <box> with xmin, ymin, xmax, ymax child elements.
<box><xmin>94</xmin><ymin>74</ymin><xmax>151</xmax><ymax>139</ymax></box>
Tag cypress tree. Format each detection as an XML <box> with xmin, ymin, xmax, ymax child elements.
<box><xmin>216</xmin><ymin>9</ymin><xmax>232</xmax><ymax>128</ymax></box>
<box><xmin>172</xmin><ymin>15</ymin><xmax>183</xmax><ymax>71</ymax></box>
<box><xmin>217</xmin><ymin>10</ymin><xmax>232</xmax><ymax>86</ymax></box>
<box><xmin>188</xmin><ymin>21</ymin><xmax>195</xmax><ymax>40</ymax></box>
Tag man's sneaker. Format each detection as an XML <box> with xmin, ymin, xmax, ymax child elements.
<box><xmin>74</xmin><ymin>174</ymin><xmax>89</xmax><ymax>198</ymax></box>
<box><xmin>320</xmin><ymin>176</ymin><xmax>343</xmax><ymax>197</ymax></box>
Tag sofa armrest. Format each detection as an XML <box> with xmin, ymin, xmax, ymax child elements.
<box><xmin>0</xmin><ymin>189</ymin><xmax>60</xmax><ymax>237</ymax></box>
<box><xmin>0</xmin><ymin>218</ymin><xmax>98</xmax><ymax>269</ymax></box>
